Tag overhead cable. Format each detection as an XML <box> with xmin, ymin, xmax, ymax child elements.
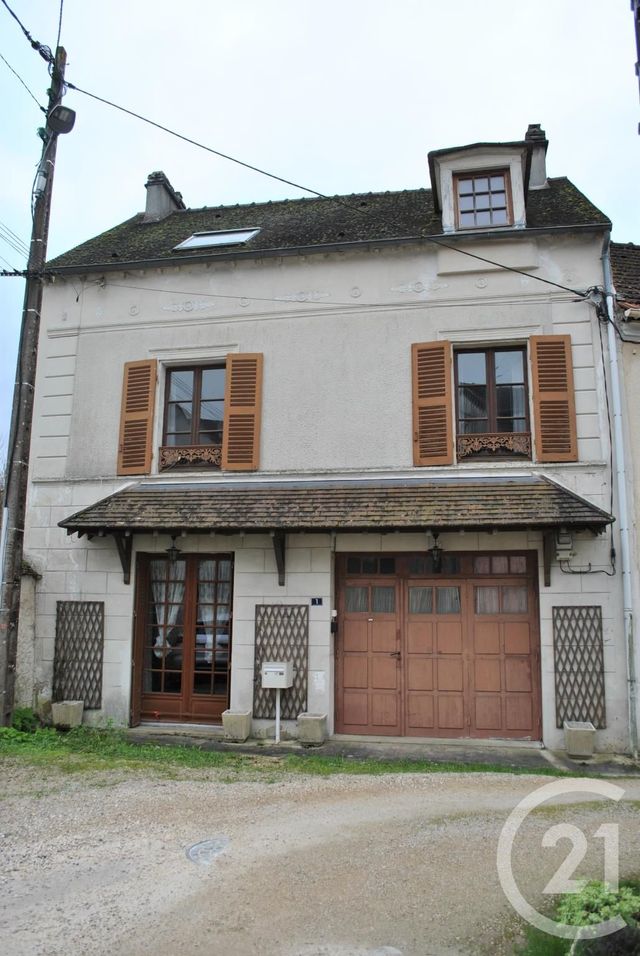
<box><xmin>0</xmin><ymin>0</ymin><xmax>54</xmax><ymax>64</ymax></box>
<box><xmin>0</xmin><ymin>50</ymin><xmax>46</xmax><ymax>111</ymax></box>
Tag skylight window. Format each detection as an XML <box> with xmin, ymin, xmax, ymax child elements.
<box><xmin>173</xmin><ymin>228</ymin><xmax>260</xmax><ymax>251</ymax></box>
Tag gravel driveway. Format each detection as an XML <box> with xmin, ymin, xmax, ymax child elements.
<box><xmin>2</xmin><ymin>762</ymin><xmax>640</xmax><ymax>956</ymax></box>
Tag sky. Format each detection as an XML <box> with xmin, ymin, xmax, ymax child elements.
<box><xmin>0</xmin><ymin>0</ymin><xmax>638</xmax><ymax>443</ymax></box>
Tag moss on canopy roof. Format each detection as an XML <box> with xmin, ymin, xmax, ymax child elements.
<box><xmin>47</xmin><ymin>177</ymin><xmax>610</xmax><ymax>273</ymax></box>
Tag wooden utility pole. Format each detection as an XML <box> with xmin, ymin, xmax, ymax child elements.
<box><xmin>0</xmin><ymin>47</ymin><xmax>68</xmax><ymax>725</ymax></box>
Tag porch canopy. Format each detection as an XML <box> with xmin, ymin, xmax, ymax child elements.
<box><xmin>59</xmin><ymin>476</ymin><xmax>612</xmax><ymax>586</ymax></box>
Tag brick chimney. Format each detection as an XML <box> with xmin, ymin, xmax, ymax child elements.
<box><xmin>143</xmin><ymin>171</ymin><xmax>186</xmax><ymax>221</ymax></box>
<box><xmin>525</xmin><ymin>124</ymin><xmax>549</xmax><ymax>189</ymax></box>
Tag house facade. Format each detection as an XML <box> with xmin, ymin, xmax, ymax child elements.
<box><xmin>15</xmin><ymin>124</ymin><xmax>634</xmax><ymax>752</ymax></box>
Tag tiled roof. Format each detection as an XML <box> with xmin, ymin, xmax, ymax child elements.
<box><xmin>59</xmin><ymin>477</ymin><xmax>612</xmax><ymax>535</ymax></box>
<box><xmin>611</xmin><ymin>241</ymin><xmax>640</xmax><ymax>303</ymax></box>
<box><xmin>46</xmin><ymin>178</ymin><xmax>610</xmax><ymax>273</ymax></box>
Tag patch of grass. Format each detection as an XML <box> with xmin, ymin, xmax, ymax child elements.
<box><xmin>0</xmin><ymin>726</ymin><xmax>574</xmax><ymax>780</ymax></box>
<box><xmin>516</xmin><ymin>879</ymin><xmax>640</xmax><ymax>955</ymax></box>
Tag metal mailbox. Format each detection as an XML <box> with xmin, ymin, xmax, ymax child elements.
<box><xmin>261</xmin><ymin>661</ymin><xmax>293</xmax><ymax>689</ymax></box>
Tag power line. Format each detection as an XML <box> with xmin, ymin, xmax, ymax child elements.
<box><xmin>0</xmin><ymin>252</ymin><xmax>18</xmax><ymax>271</ymax></box>
<box><xmin>0</xmin><ymin>50</ymin><xmax>45</xmax><ymax>111</ymax></box>
<box><xmin>0</xmin><ymin>233</ymin><xmax>27</xmax><ymax>260</ymax></box>
<box><xmin>66</xmin><ymin>81</ymin><xmax>587</xmax><ymax>299</ymax></box>
<box><xmin>0</xmin><ymin>0</ymin><xmax>54</xmax><ymax>65</ymax></box>
<box><xmin>0</xmin><ymin>220</ymin><xmax>29</xmax><ymax>255</ymax></box>
<box><xmin>65</xmin><ymin>81</ymin><xmax>376</xmax><ymax>216</ymax></box>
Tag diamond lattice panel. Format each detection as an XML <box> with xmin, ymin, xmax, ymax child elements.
<box><xmin>53</xmin><ymin>601</ymin><xmax>105</xmax><ymax>710</ymax></box>
<box><xmin>553</xmin><ymin>606</ymin><xmax>606</xmax><ymax>729</ymax></box>
<box><xmin>253</xmin><ymin>605</ymin><xmax>308</xmax><ymax>719</ymax></box>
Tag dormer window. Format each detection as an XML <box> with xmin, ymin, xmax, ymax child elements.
<box><xmin>454</xmin><ymin>170</ymin><xmax>512</xmax><ymax>229</ymax></box>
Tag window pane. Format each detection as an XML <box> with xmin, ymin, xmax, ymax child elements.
<box><xmin>459</xmin><ymin>384</ymin><xmax>488</xmax><ymax>419</ymax></box>
<box><xmin>491</xmin><ymin>555</ymin><xmax>509</xmax><ymax>574</ymax></box>
<box><xmin>502</xmin><ymin>586</ymin><xmax>528</xmax><ymax>613</ymax></box>
<box><xmin>473</xmin><ymin>556</ymin><xmax>491</xmax><ymax>574</ymax></box>
<box><xmin>492</xmin><ymin>209</ymin><xmax>508</xmax><ymax>224</ymax></box>
<box><xmin>167</xmin><ymin>403</ymin><xmax>193</xmax><ymax>433</ymax></box>
<box><xmin>409</xmin><ymin>555</ymin><xmax>433</xmax><ymax>575</ymax></box>
<box><xmin>476</xmin><ymin>210</ymin><xmax>491</xmax><ymax>226</ymax></box>
<box><xmin>200</xmin><ymin>368</ymin><xmax>225</xmax><ymax>400</ymax></box>
<box><xmin>496</xmin><ymin>418</ymin><xmax>527</xmax><ymax>434</ymax></box>
<box><xmin>475</xmin><ymin>587</ymin><xmax>499</xmax><ymax>614</ymax></box>
<box><xmin>460</xmin><ymin>418</ymin><xmax>489</xmax><ymax>434</ymax></box>
<box><xmin>490</xmin><ymin>175</ymin><xmax>505</xmax><ymax>190</ymax></box>
<box><xmin>510</xmin><ymin>556</ymin><xmax>527</xmax><ymax>574</ymax></box>
<box><xmin>474</xmin><ymin>177</ymin><xmax>489</xmax><ymax>192</ymax></box>
<box><xmin>345</xmin><ymin>587</ymin><xmax>368</xmax><ymax>612</ymax></box>
<box><xmin>409</xmin><ymin>587</ymin><xmax>433</xmax><ymax>614</ymax></box>
<box><xmin>200</xmin><ymin>400</ymin><xmax>224</xmax><ymax>428</ymax></box>
<box><xmin>458</xmin><ymin>179</ymin><xmax>474</xmax><ymax>195</ymax></box>
<box><xmin>491</xmin><ymin>191</ymin><xmax>506</xmax><ymax>210</ymax></box>
<box><xmin>362</xmin><ymin>557</ymin><xmax>377</xmax><ymax>574</ymax></box>
<box><xmin>442</xmin><ymin>555</ymin><xmax>460</xmax><ymax>574</ymax></box>
<box><xmin>346</xmin><ymin>557</ymin><xmax>361</xmax><ymax>574</ymax></box>
<box><xmin>218</xmin><ymin>560</ymin><xmax>231</xmax><ymax>581</ymax></box>
<box><xmin>372</xmin><ymin>586</ymin><xmax>395</xmax><ymax>613</ymax></box>
<box><xmin>495</xmin><ymin>351</ymin><xmax>524</xmax><ymax>384</ymax></box>
<box><xmin>459</xmin><ymin>212</ymin><xmax>475</xmax><ymax>227</ymax></box>
<box><xmin>436</xmin><ymin>587</ymin><xmax>461</xmax><ymax>614</ymax></box>
<box><xmin>475</xmin><ymin>193</ymin><xmax>491</xmax><ymax>210</ymax></box>
<box><xmin>459</xmin><ymin>194</ymin><xmax>474</xmax><ymax>211</ymax></box>
<box><xmin>379</xmin><ymin>557</ymin><xmax>396</xmax><ymax>574</ymax></box>
<box><xmin>169</xmin><ymin>370</ymin><xmax>194</xmax><ymax>401</ymax></box>
<box><xmin>497</xmin><ymin>384</ymin><xmax>525</xmax><ymax>418</ymax></box>
<box><xmin>457</xmin><ymin>352</ymin><xmax>486</xmax><ymax>384</ymax></box>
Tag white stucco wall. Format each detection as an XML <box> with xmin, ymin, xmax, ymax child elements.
<box><xmin>19</xmin><ymin>228</ymin><xmax>630</xmax><ymax>751</ymax></box>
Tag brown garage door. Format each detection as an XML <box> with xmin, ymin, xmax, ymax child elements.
<box><xmin>335</xmin><ymin>552</ymin><xmax>541</xmax><ymax>739</ymax></box>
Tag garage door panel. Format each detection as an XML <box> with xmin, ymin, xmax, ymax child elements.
<box><xmin>343</xmin><ymin>620</ymin><xmax>367</xmax><ymax>653</ymax></box>
<box><xmin>407</xmin><ymin>621</ymin><xmax>433</xmax><ymax>654</ymax></box>
<box><xmin>474</xmin><ymin>696</ymin><xmax>503</xmax><ymax>730</ymax></box>
<box><xmin>504</xmin><ymin>622</ymin><xmax>531</xmax><ymax>655</ymax></box>
<box><xmin>474</xmin><ymin>658</ymin><xmax>502</xmax><ymax>692</ymax></box>
<box><xmin>437</xmin><ymin>658</ymin><xmax>463</xmax><ymax>691</ymax></box>
<box><xmin>438</xmin><ymin>695</ymin><xmax>465</xmax><ymax>729</ymax></box>
<box><xmin>505</xmin><ymin>657</ymin><xmax>532</xmax><ymax>692</ymax></box>
<box><xmin>343</xmin><ymin>656</ymin><xmax>368</xmax><ymax>689</ymax></box>
<box><xmin>371</xmin><ymin>621</ymin><xmax>397</xmax><ymax>653</ymax></box>
<box><xmin>407</xmin><ymin>658</ymin><xmax>433</xmax><ymax>691</ymax></box>
<box><xmin>436</xmin><ymin>622</ymin><xmax>462</xmax><ymax>654</ymax></box>
<box><xmin>407</xmin><ymin>693</ymin><xmax>434</xmax><ymax>730</ymax></box>
<box><xmin>342</xmin><ymin>692</ymin><xmax>368</xmax><ymax>727</ymax></box>
<box><xmin>371</xmin><ymin>693</ymin><xmax>399</xmax><ymax>727</ymax></box>
<box><xmin>371</xmin><ymin>656</ymin><xmax>399</xmax><ymax>690</ymax></box>
<box><xmin>506</xmin><ymin>695</ymin><xmax>533</xmax><ymax>732</ymax></box>
<box><xmin>474</xmin><ymin>621</ymin><xmax>501</xmax><ymax>655</ymax></box>
<box><xmin>337</xmin><ymin>556</ymin><xmax>540</xmax><ymax>740</ymax></box>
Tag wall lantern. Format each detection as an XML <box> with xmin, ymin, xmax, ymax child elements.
<box><xmin>429</xmin><ymin>531</ymin><xmax>443</xmax><ymax>573</ymax></box>
<box><xmin>166</xmin><ymin>535</ymin><xmax>181</xmax><ymax>563</ymax></box>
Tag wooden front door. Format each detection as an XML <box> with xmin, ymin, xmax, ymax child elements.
<box><xmin>335</xmin><ymin>553</ymin><xmax>541</xmax><ymax>739</ymax></box>
<box><xmin>132</xmin><ymin>554</ymin><xmax>232</xmax><ymax>724</ymax></box>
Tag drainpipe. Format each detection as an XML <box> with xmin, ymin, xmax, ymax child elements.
<box><xmin>602</xmin><ymin>234</ymin><xmax>639</xmax><ymax>758</ymax></box>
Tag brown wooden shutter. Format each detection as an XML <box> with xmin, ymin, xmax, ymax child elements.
<box><xmin>411</xmin><ymin>341</ymin><xmax>453</xmax><ymax>466</ymax></box>
<box><xmin>222</xmin><ymin>353</ymin><xmax>263</xmax><ymax>471</ymax></box>
<box><xmin>117</xmin><ymin>359</ymin><xmax>157</xmax><ymax>475</ymax></box>
<box><xmin>530</xmin><ymin>335</ymin><xmax>577</xmax><ymax>462</ymax></box>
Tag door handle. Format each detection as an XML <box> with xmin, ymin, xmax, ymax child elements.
<box><xmin>389</xmin><ymin>651</ymin><xmax>401</xmax><ymax>659</ymax></box>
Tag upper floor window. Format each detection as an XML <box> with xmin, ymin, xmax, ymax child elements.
<box><xmin>454</xmin><ymin>170</ymin><xmax>512</xmax><ymax>229</ymax></box>
<box><xmin>161</xmin><ymin>365</ymin><xmax>225</xmax><ymax>469</ymax></box>
<box><xmin>455</xmin><ymin>347</ymin><xmax>530</xmax><ymax>459</ymax></box>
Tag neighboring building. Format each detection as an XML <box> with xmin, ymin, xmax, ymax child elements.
<box><xmin>16</xmin><ymin>124</ymin><xmax>633</xmax><ymax>751</ymax></box>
